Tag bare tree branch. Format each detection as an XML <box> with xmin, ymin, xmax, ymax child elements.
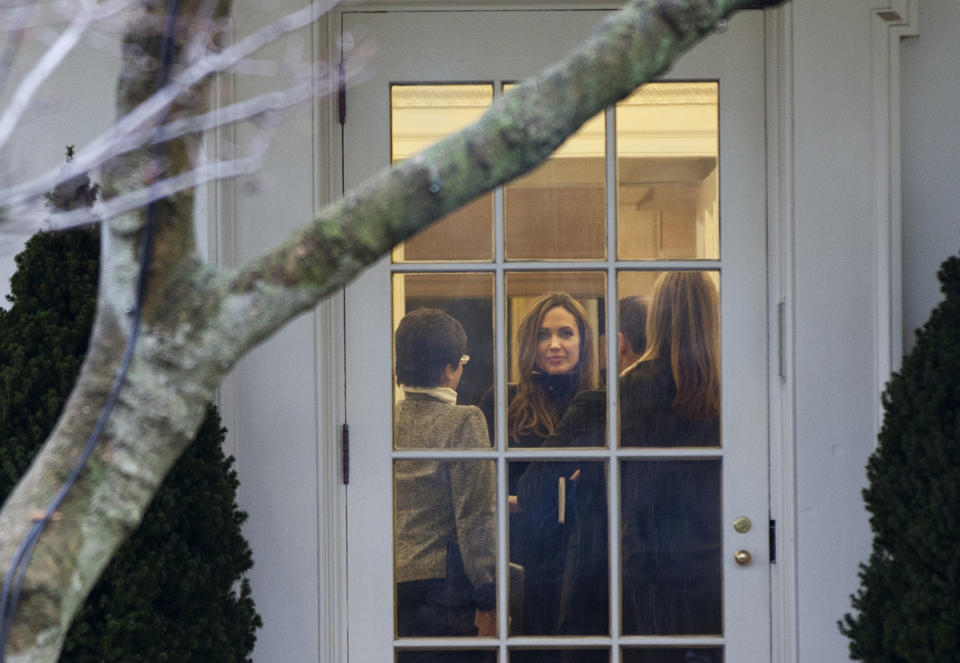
<box><xmin>0</xmin><ymin>0</ymin><xmax>341</xmax><ymax>212</ymax></box>
<box><xmin>0</xmin><ymin>0</ymin><xmax>136</xmax><ymax>153</ymax></box>
<box><xmin>217</xmin><ymin>0</ymin><xmax>752</xmax><ymax>352</ymax></box>
<box><xmin>0</xmin><ymin>1</ymin><xmax>787</xmax><ymax>660</ymax></box>
<box><xmin>6</xmin><ymin>48</ymin><xmax>371</xmax><ymax>235</ymax></box>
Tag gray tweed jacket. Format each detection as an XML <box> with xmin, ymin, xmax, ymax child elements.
<box><xmin>393</xmin><ymin>392</ymin><xmax>496</xmax><ymax>593</ymax></box>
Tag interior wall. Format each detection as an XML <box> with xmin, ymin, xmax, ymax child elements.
<box><xmin>901</xmin><ymin>1</ymin><xmax>960</xmax><ymax>348</ymax></box>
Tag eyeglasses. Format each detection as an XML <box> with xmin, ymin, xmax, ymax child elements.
<box><xmin>460</xmin><ymin>355</ymin><xmax>470</xmax><ymax>366</ymax></box>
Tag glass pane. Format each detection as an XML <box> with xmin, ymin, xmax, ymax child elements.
<box><xmin>395</xmin><ymin>459</ymin><xmax>498</xmax><ymax>638</ymax></box>
<box><xmin>391</xmin><ymin>84</ymin><xmax>494</xmax><ymax>262</ymax></box>
<box><xmin>510</xmin><ymin>650</ymin><xmax>608</xmax><ymax>663</ymax></box>
<box><xmin>616</xmin><ymin>82</ymin><xmax>719</xmax><ymax>260</ymax></box>
<box><xmin>616</xmin><ymin>271</ymin><xmax>720</xmax><ymax>448</ymax></box>
<box><xmin>622</xmin><ymin>648</ymin><xmax>722</xmax><ymax>663</ymax></box>
<box><xmin>393</xmin><ymin>272</ymin><xmax>494</xmax><ymax>432</ymax></box>
<box><xmin>487</xmin><ymin>272</ymin><xmax>604</xmax><ymax>452</ymax></box>
<box><xmin>505</xmin><ymin>83</ymin><xmax>605</xmax><ymax>260</ymax></box>
<box><xmin>507</xmin><ymin>460</ymin><xmax>608</xmax><ymax>637</ymax></box>
<box><xmin>620</xmin><ymin>460</ymin><xmax>722</xmax><ymax>636</ymax></box>
<box><xmin>398</xmin><ymin>650</ymin><xmax>498</xmax><ymax>663</ymax></box>
<box><xmin>621</xmin><ymin>647</ymin><xmax>723</xmax><ymax>663</ymax></box>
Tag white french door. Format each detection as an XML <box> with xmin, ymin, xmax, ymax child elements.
<box><xmin>342</xmin><ymin>8</ymin><xmax>768</xmax><ymax>662</ymax></box>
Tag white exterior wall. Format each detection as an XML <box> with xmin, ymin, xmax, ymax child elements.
<box><xmin>787</xmin><ymin>3</ymin><xmax>900</xmax><ymax>660</ymax></box>
<box><xmin>217</xmin><ymin>1</ymin><xmax>330</xmax><ymax>661</ymax></box>
<box><xmin>901</xmin><ymin>1</ymin><xmax>960</xmax><ymax>348</ymax></box>
<box><xmin>2</xmin><ymin>1</ymin><xmax>958</xmax><ymax>662</ymax></box>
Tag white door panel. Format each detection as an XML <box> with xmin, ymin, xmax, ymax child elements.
<box><xmin>343</xmin><ymin>9</ymin><xmax>768</xmax><ymax>662</ymax></box>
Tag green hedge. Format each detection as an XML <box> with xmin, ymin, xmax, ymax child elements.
<box><xmin>841</xmin><ymin>253</ymin><xmax>960</xmax><ymax>662</ymax></box>
<box><xmin>0</xmin><ymin>169</ymin><xmax>260</xmax><ymax>661</ymax></box>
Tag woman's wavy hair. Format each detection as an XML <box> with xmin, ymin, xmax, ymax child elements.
<box><xmin>630</xmin><ymin>271</ymin><xmax>720</xmax><ymax>421</ymax></box>
<box><xmin>508</xmin><ymin>292</ymin><xmax>597</xmax><ymax>440</ymax></box>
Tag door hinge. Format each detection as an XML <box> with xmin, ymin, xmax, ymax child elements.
<box><xmin>341</xmin><ymin>422</ymin><xmax>350</xmax><ymax>485</ymax></box>
<box><xmin>769</xmin><ymin>519</ymin><xmax>777</xmax><ymax>563</ymax></box>
<box><xmin>337</xmin><ymin>59</ymin><xmax>346</xmax><ymax>125</ymax></box>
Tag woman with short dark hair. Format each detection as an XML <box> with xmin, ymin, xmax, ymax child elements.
<box><xmin>394</xmin><ymin>307</ymin><xmax>469</xmax><ymax>388</ymax></box>
<box><xmin>392</xmin><ymin>308</ymin><xmax>497</xmax><ymax>655</ymax></box>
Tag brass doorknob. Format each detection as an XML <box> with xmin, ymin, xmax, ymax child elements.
<box><xmin>734</xmin><ymin>549</ymin><xmax>752</xmax><ymax>566</ymax></box>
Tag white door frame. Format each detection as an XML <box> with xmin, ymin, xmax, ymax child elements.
<box><xmin>299</xmin><ymin>2</ymin><xmax>920</xmax><ymax>663</ymax></box>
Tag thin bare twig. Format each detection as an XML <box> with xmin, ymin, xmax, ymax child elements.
<box><xmin>0</xmin><ymin>0</ymin><xmax>135</xmax><ymax>153</ymax></box>
<box><xmin>46</xmin><ymin>142</ymin><xmax>272</xmax><ymax>232</ymax></box>
<box><xmin>0</xmin><ymin>45</ymin><xmax>370</xmax><ymax>244</ymax></box>
<box><xmin>134</xmin><ymin>46</ymin><xmax>371</xmax><ymax>161</ymax></box>
<box><xmin>0</xmin><ymin>0</ymin><xmax>340</xmax><ymax>210</ymax></box>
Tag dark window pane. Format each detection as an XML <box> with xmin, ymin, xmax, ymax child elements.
<box><xmin>620</xmin><ymin>460</ymin><xmax>722</xmax><ymax>635</ymax></box>
<box><xmin>507</xmin><ymin>461</ymin><xmax>608</xmax><ymax>637</ymax></box>
<box><xmin>617</xmin><ymin>271</ymin><xmax>721</xmax><ymax>448</ymax></box>
<box><xmin>510</xmin><ymin>649</ymin><xmax>608</xmax><ymax>663</ymax></box>
<box><xmin>622</xmin><ymin>648</ymin><xmax>722</xmax><ymax>663</ymax></box>
<box><xmin>393</xmin><ymin>272</ymin><xmax>495</xmax><ymax>444</ymax></box>
<box><xmin>398</xmin><ymin>649</ymin><xmax>498</xmax><ymax>663</ymax></box>
<box><xmin>395</xmin><ymin>459</ymin><xmax>497</xmax><ymax>638</ymax></box>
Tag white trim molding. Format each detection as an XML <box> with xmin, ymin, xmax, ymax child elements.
<box><xmin>765</xmin><ymin>6</ymin><xmax>798</xmax><ymax>662</ymax></box>
<box><xmin>872</xmin><ymin>0</ymin><xmax>919</xmax><ymax>430</ymax></box>
<box><xmin>768</xmin><ymin>2</ymin><xmax>919</xmax><ymax>662</ymax></box>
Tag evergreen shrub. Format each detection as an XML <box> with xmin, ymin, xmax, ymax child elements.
<box><xmin>840</xmin><ymin>252</ymin><xmax>960</xmax><ymax>662</ymax></box>
<box><xmin>0</xmin><ymin>167</ymin><xmax>260</xmax><ymax>661</ymax></box>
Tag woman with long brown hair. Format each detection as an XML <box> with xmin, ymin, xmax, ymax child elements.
<box><xmin>479</xmin><ymin>291</ymin><xmax>598</xmax><ymax>648</ymax></box>
<box><xmin>506</xmin><ymin>291</ymin><xmax>598</xmax><ymax>445</ymax></box>
<box><xmin>619</xmin><ymin>271</ymin><xmax>723</xmax><ymax>650</ymax></box>
<box><xmin>620</xmin><ymin>269</ymin><xmax>720</xmax><ymax>432</ymax></box>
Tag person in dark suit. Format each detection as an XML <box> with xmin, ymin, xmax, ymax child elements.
<box><xmin>538</xmin><ymin>296</ymin><xmax>651</xmax><ymax>654</ymax></box>
<box><xmin>479</xmin><ymin>292</ymin><xmax>598</xmax><ymax>657</ymax></box>
<box><xmin>542</xmin><ymin>275</ymin><xmax>721</xmax><ymax>660</ymax></box>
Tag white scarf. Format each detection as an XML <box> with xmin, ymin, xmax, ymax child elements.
<box><xmin>402</xmin><ymin>385</ymin><xmax>457</xmax><ymax>404</ymax></box>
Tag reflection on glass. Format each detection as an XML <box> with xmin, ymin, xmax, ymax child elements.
<box><xmin>620</xmin><ymin>460</ymin><xmax>722</xmax><ymax>636</ymax></box>
<box><xmin>617</xmin><ymin>271</ymin><xmax>721</xmax><ymax>448</ymax></box>
<box><xmin>391</xmin><ymin>84</ymin><xmax>494</xmax><ymax>262</ymax></box>
<box><xmin>510</xmin><ymin>650</ymin><xmax>608</xmax><ymax>663</ymax></box>
<box><xmin>393</xmin><ymin>273</ymin><xmax>494</xmax><ymax>421</ymax></box>
<box><xmin>621</xmin><ymin>649</ymin><xmax>722</xmax><ymax>663</ymax></box>
<box><xmin>504</xmin><ymin>84</ymin><xmax>605</xmax><ymax>261</ymax></box>
<box><xmin>617</xmin><ymin>82</ymin><xmax>719</xmax><ymax>260</ymax></box>
<box><xmin>394</xmin><ymin>458</ymin><xmax>497</xmax><ymax>639</ymax></box>
<box><xmin>398</xmin><ymin>649</ymin><xmax>498</xmax><ymax>663</ymax></box>
<box><xmin>506</xmin><ymin>461</ymin><xmax>608</xmax><ymax>638</ymax></box>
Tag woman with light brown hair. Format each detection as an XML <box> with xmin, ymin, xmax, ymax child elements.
<box><xmin>478</xmin><ymin>291</ymin><xmax>598</xmax><ymax>648</ymax></box>
<box><xmin>620</xmin><ymin>269</ymin><xmax>720</xmax><ymax>427</ymax></box>
<box><xmin>619</xmin><ymin>270</ymin><xmax>723</xmax><ymax>649</ymax></box>
<box><xmin>506</xmin><ymin>291</ymin><xmax>598</xmax><ymax>445</ymax></box>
